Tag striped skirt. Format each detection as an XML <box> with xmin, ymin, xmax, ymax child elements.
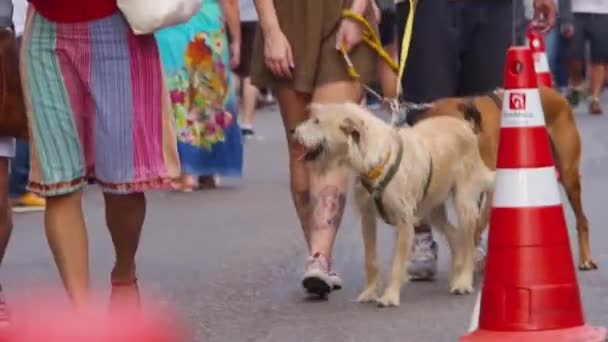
<box><xmin>20</xmin><ymin>10</ymin><xmax>181</xmax><ymax>196</ymax></box>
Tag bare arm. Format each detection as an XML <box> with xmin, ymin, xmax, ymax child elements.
<box><xmin>253</xmin><ymin>0</ymin><xmax>281</xmax><ymax>35</ymax></box>
<box><xmin>220</xmin><ymin>0</ymin><xmax>240</xmax><ymax>45</ymax></box>
<box><xmin>350</xmin><ymin>0</ymin><xmax>372</xmax><ymax>15</ymax></box>
<box><xmin>220</xmin><ymin>0</ymin><xmax>241</xmax><ymax>68</ymax></box>
<box><xmin>253</xmin><ymin>0</ymin><xmax>294</xmax><ymax>78</ymax></box>
<box><xmin>335</xmin><ymin>0</ymin><xmax>372</xmax><ymax>51</ymax></box>
<box><xmin>532</xmin><ymin>0</ymin><xmax>557</xmax><ymax>32</ymax></box>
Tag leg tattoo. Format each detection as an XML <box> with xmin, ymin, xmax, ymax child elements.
<box><xmin>311</xmin><ymin>186</ymin><xmax>347</xmax><ymax>231</ymax></box>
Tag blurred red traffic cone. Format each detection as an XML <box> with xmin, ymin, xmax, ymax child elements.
<box><xmin>460</xmin><ymin>46</ymin><xmax>606</xmax><ymax>341</ymax></box>
<box><xmin>527</xmin><ymin>26</ymin><xmax>562</xmax><ymax>180</ymax></box>
<box><xmin>0</xmin><ymin>294</ymin><xmax>190</xmax><ymax>342</ymax></box>
<box><xmin>527</xmin><ymin>27</ymin><xmax>554</xmax><ymax>88</ymax></box>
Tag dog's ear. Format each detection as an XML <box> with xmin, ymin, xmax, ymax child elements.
<box><xmin>339</xmin><ymin>117</ymin><xmax>361</xmax><ymax>143</ymax></box>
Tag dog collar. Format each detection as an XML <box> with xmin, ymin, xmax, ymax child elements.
<box><xmin>363</xmin><ymin>147</ymin><xmax>393</xmax><ymax>181</ymax></box>
<box><xmin>359</xmin><ymin>134</ymin><xmax>404</xmax><ymax>224</ymax></box>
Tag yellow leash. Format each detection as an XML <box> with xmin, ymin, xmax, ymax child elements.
<box><xmin>340</xmin><ymin>0</ymin><xmax>418</xmax><ymax>102</ymax></box>
<box><xmin>395</xmin><ymin>0</ymin><xmax>417</xmax><ymax>96</ymax></box>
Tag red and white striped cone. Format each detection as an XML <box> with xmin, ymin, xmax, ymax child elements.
<box><xmin>460</xmin><ymin>46</ymin><xmax>606</xmax><ymax>341</ymax></box>
<box><xmin>527</xmin><ymin>26</ymin><xmax>561</xmax><ymax>180</ymax></box>
<box><xmin>527</xmin><ymin>27</ymin><xmax>554</xmax><ymax>88</ymax></box>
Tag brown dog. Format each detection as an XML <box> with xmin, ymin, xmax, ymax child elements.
<box><xmin>405</xmin><ymin>85</ymin><xmax>597</xmax><ymax>271</ymax></box>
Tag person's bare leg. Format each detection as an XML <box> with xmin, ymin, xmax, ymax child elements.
<box><xmin>44</xmin><ymin>191</ymin><xmax>89</xmax><ymax>308</ymax></box>
<box><xmin>588</xmin><ymin>63</ymin><xmax>606</xmax><ymax>114</ymax></box>
<box><xmin>378</xmin><ymin>41</ymin><xmax>398</xmax><ymax>100</ymax></box>
<box><xmin>0</xmin><ymin>157</ymin><xmax>11</xmax><ymax>323</ymax></box>
<box><xmin>567</xmin><ymin>59</ymin><xmax>586</xmax><ymax>106</ymax></box>
<box><xmin>104</xmin><ymin>193</ymin><xmax>145</xmax><ymax>282</ymax></box>
<box><xmin>241</xmin><ymin>77</ymin><xmax>260</xmax><ymax>134</ymax></box>
<box><xmin>300</xmin><ymin>81</ymin><xmax>363</xmax><ymax>295</ymax></box>
<box><xmin>275</xmin><ymin>86</ymin><xmax>313</xmax><ymax>250</ymax></box>
<box><xmin>105</xmin><ymin>192</ymin><xmax>145</xmax><ymax>309</ymax></box>
<box><xmin>0</xmin><ymin>158</ymin><xmax>12</xmax><ymax>265</ymax></box>
<box><xmin>309</xmin><ymin>80</ymin><xmax>363</xmax><ymax>256</ymax></box>
<box><xmin>568</xmin><ymin>59</ymin><xmax>585</xmax><ymax>88</ymax></box>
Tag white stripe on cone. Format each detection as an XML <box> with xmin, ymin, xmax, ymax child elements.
<box><xmin>493</xmin><ymin>167</ymin><xmax>562</xmax><ymax>208</ymax></box>
<box><xmin>533</xmin><ymin>51</ymin><xmax>550</xmax><ymax>73</ymax></box>
<box><xmin>468</xmin><ymin>290</ymin><xmax>482</xmax><ymax>332</ymax></box>
<box><xmin>500</xmin><ymin>88</ymin><xmax>546</xmax><ymax>128</ymax></box>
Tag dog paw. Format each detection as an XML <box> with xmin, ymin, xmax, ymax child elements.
<box><xmin>449</xmin><ymin>283</ymin><xmax>473</xmax><ymax>295</ymax></box>
<box><xmin>579</xmin><ymin>259</ymin><xmax>598</xmax><ymax>271</ymax></box>
<box><xmin>356</xmin><ymin>288</ymin><xmax>380</xmax><ymax>303</ymax></box>
<box><xmin>376</xmin><ymin>291</ymin><xmax>400</xmax><ymax>307</ymax></box>
<box><xmin>450</xmin><ymin>287</ymin><xmax>473</xmax><ymax>295</ymax></box>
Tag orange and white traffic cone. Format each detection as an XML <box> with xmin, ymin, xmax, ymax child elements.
<box><xmin>460</xmin><ymin>46</ymin><xmax>606</xmax><ymax>341</ymax></box>
<box><xmin>527</xmin><ymin>27</ymin><xmax>554</xmax><ymax>88</ymax></box>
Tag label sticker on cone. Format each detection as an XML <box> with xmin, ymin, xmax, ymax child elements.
<box><xmin>501</xmin><ymin>88</ymin><xmax>546</xmax><ymax>127</ymax></box>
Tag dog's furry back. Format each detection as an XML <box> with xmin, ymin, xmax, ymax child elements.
<box><xmin>384</xmin><ymin>116</ymin><xmax>495</xmax><ymax>224</ymax></box>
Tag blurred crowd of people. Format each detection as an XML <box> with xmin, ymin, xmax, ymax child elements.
<box><xmin>518</xmin><ymin>0</ymin><xmax>608</xmax><ymax>114</ymax></box>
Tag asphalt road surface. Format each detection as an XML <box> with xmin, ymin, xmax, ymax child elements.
<box><xmin>5</xmin><ymin>94</ymin><xmax>608</xmax><ymax>342</ymax></box>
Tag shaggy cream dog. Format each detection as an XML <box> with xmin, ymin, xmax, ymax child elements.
<box><xmin>293</xmin><ymin>102</ymin><xmax>495</xmax><ymax>307</ymax></box>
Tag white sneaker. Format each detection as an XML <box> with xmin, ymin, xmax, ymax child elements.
<box><xmin>302</xmin><ymin>252</ymin><xmax>333</xmax><ymax>296</ymax></box>
<box><xmin>328</xmin><ymin>259</ymin><xmax>343</xmax><ymax>290</ymax></box>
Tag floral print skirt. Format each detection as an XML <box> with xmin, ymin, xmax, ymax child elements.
<box><xmin>155</xmin><ymin>2</ymin><xmax>243</xmax><ymax>178</ymax></box>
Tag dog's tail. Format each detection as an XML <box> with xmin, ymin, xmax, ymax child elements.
<box><xmin>457</xmin><ymin>98</ymin><xmax>482</xmax><ymax>134</ymax></box>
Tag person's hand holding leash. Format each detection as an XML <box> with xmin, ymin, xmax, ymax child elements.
<box><xmin>336</xmin><ymin>0</ymin><xmax>369</xmax><ymax>52</ymax></box>
<box><xmin>336</xmin><ymin>18</ymin><xmax>365</xmax><ymax>52</ymax></box>
<box><xmin>532</xmin><ymin>0</ymin><xmax>557</xmax><ymax>33</ymax></box>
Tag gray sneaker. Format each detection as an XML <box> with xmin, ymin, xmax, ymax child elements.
<box><xmin>328</xmin><ymin>259</ymin><xmax>343</xmax><ymax>290</ymax></box>
<box><xmin>302</xmin><ymin>252</ymin><xmax>333</xmax><ymax>296</ymax></box>
<box><xmin>475</xmin><ymin>241</ymin><xmax>487</xmax><ymax>274</ymax></box>
<box><xmin>566</xmin><ymin>87</ymin><xmax>583</xmax><ymax>106</ymax></box>
<box><xmin>408</xmin><ymin>233</ymin><xmax>438</xmax><ymax>281</ymax></box>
